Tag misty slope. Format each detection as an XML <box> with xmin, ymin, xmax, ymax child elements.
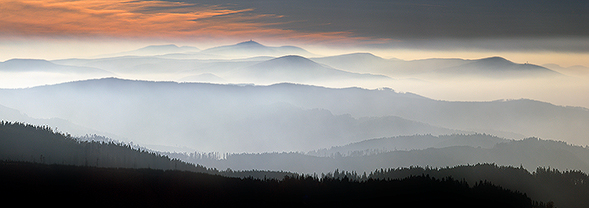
<box><xmin>0</xmin><ymin>59</ymin><xmax>112</xmax><ymax>75</ymax></box>
<box><xmin>313</xmin><ymin>54</ymin><xmax>561</xmax><ymax>78</ymax></box>
<box><xmin>0</xmin><ymin>80</ymin><xmax>464</xmax><ymax>152</ymax></box>
<box><xmin>184</xmin><ymin>137</ymin><xmax>589</xmax><ymax>176</ymax></box>
<box><xmin>0</xmin><ymin>78</ymin><xmax>587</xmax><ymax>152</ymax></box>
<box><xmin>307</xmin><ymin>134</ymin><xmax>509</xmax><ymax>157</ymax></box>
<box><xmin>311</xmin><ymin>53</ymin><xmax>399</xmax><ymax>74</ymax></box>
<box><xmin>53</xmin><ymin>56</ymin><xmax>206</xmax><ymax>74</ymax></box>
<box><xmin>0</xmin><ymin>104</ymin><xmax>117</xmax><ymax>139</ymax></box>
<box><xmin>179</xmin><ymin>73</ymin><xmax>226</xmax><ymax>83</ymax></box>
<box><xmin>436</xmin><ymin>57</ymin><xmax>561</xmax><ymax>78</ymax></box>
<box><xmin>97</xmin><ymin>44</ymin><xmax>200</xmax><ymax>57</ymax></box>
<box><xmin>543</xmin><ymin>63</ymin><xmax>589</xmax><ymax>77</ymax></box>
<box><xmin>234</xmin><ymin>55</ymin><xmax>391</xmax><ymax>83</ymax></box>
<box><xmin>0</xmin><ymin>59</ymin><xmax>115</xmax><ymax>88</ymax></box>
<box><xmin>201</xmin><ymin>40</ymin><xmax>315</xmax><ymax>58</ymax></box>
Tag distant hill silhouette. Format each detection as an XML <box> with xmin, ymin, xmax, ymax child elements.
<box><xmin>0</xmin><ymin>103</ymin><xmax>116</xmax><ymax>139</ymax></box>
<box><xmin>543</xmin><ymin>63</ymin><xmax>589</xmax><ymax>77</ymax></box>
<box><xmin>307</xmin><ymin>133</ymin><xmax>509</xmax><ymax>157</ymax></box>
<box><xmin>0</xmin><ymin>78</ymin><xmax>588</xmax><ymax>152</ymax></box>
<box><xmin>313</xmin><ymin>55</ymin><xmax>561</xmax><ymax>78</ymax></box>
<box><xmin>237</xmin><ymin>55</ymin><xmax>391</xmax><ymax>82</ymax></box>
<box><xmin>437</xmin><ymin>57</ymin><xmax>561</xmax><ymax>78</ymax></box>
<box><xmin>0</xmin><ymin>59</ymin><xmax>112</xmax><ymax>75</ymax></box>
<box><xmin>311</xmin><ymin>52</ymin><xmax>397</xmax><ymax>74</ymax></box>
<box><xmin>179</xmin><ymin>73</ymin><xmax>226</xmax><ymax>83</ymax></box>
<box><xmin>96</xmin><ymin>44</ymin><xmax>200</xmax><ymax>57</ymax></box>
<box><xmin>53</xmin><ymin>56</ymin><xmax>198</xmax><ymax>74</ymax></box>
<box><xmin>201</xmin><ymin>40</ymin><xmax>315</xmax><ymax>57</ymax></box>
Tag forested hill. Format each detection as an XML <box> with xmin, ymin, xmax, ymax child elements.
<box><xmin>0</xmin><ymin>121</ymin><xmax>299</xmax><ymax>179</ymax></box>
<box><xmin>0</xmin><ymin>161</ymin><xmax>544</xmax><ymax>207</ymax></box>
<box><xmin>0</xmin><ymin>121</ymin><xmax>210</xmax><ymax>171</ymax></box>
<box><xmin>0</xmin><ymin>121</ymin><xmax>548</xmax><ymax>207</ymax></box>
<box><xmin>2</xmin><ymin>121</ymin><xmax>587</xmax><ymax>207</ymax></box>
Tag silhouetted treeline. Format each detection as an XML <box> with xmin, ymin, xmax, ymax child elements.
<box><xmin>180</xmin><ymin>136</ymin><xmax>589</xmax><ymax>175</ymax></box>
<box><xmin>364</xmin><ymin>164</ymin><xmax>588</xmax><ymax>208</ymax></box>
<box><xmin>0</xmin><ymin>161</ymin><xmax>544</xmax><ymax>208</ymax></box>
<box><xmin>0</xmin><ymin>121</ymin><xmax>297</xmax><ymax>179</ymax></box>
<box><xmin>0</xmin><ymin>121</ymin><xmax>212</xmax><ymax>172</ymax></box>
<box><xmin>0</xmin><ymin>121</ymin><xmax>582</xmax><ymax>207</ymax></box>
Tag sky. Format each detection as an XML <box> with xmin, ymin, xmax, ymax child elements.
<box><xmin>1</xmin><ymin>0</ymin><xmax>589</xmax><ymax>66</ymax></box>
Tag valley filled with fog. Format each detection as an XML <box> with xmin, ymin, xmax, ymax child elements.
<box><xmin>3</xmin><ymin>40</ymin><xmax>589</xmax><ymax>207</ymax></box>
<box><xmin>2</xmin><ymin>41</ymin><xmax>589</xmax><ymax>173</ymax></box>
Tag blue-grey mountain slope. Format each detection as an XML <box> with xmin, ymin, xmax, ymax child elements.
<box><xmin>311</xmin><ymin>53</ymin><xmax>399</xmax><ymax>74</ymax></box>
<box><xmin>0</xmin><ymin>59</ymin><xmax>112</xmax><ymax>75</ymax></box>
<box><xmin>201</xmin><ymin>40</ymin><xmax>315</xmax><ymax>58</ymax></box>
<box><xmin>436</xmin><ymin>56</ymin><xmax>561</xmax><ymax>78</ymax></box>
<box><xmin>0</xmin><ymin>78</ymin><xmax>587</xmax><ymax>152</ymax></box>
<box><xmin>0</xmin><ymin>103</ymin><xmax>117</xmax><ymax>139</ymax></box>
<box><xmin>234</xmin><ymin>55</ymin><xmax>391</xmax><ymax>83</ymax></box>
<box><xmin>181</xmin><ymin>137</ymin><xmax>589</xmax><ymax>177</ymax></box>
<box><xmin>96</xmin><ymin>44</ymin><xmax>200</xmax><ymax>57</ymax></box>
<box><xmin>313</xmin><ymin>54</ymin><xmax>561</xmax><ymax>78</ymax></box>
<box><xmin>543</xmin><ymin>63</ymin><xmax>589</xmax><ymax>77</ymax></box>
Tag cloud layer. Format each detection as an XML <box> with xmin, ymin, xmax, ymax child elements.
<box><xmin>1</xmin><ymin>0</ymin><xmax>588</xmax><ymax>51</ymax></box>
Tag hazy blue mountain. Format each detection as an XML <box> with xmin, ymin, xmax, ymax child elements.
<box><xmin>54</xmin><ymin>56</ymin><xmax>266</xmax><ymax>77</ymax></box>
<box><xmin>201</xmin><ymin>40</ymin><xmax>315</xmax><ymax>58</ymax></box>
<box><xmin>307</xmin><ymin>134</ymin><xmax>510</xmax><ymax>157</ymax></box>
<box><xmin>311</xmin><ymin>52</ymin><xmax>398</xmax><ymax>74</ymax></box>
<box><xmin>543</xmin><ymin>63</ymin><xmax>589</xmax><ymax>77</ymax></box>
<box><xmin>0</xmin><ymin>59</ymin><xmax>112</xmax><ymax>75</ymax></box>
<box><xmin>0</xmin><ymin>104</ymin><xmax>118</xmax><ymax>139</ymax></box>
<box><xmin>54</xmin><ymin>56</ymin><xmax>201</xmax><ymax>74</ymax></box>
<box><xmin>0</xmin><ymin>78</ymin><xmax>587</xmax><ymax>153</ymax></box>
<box><xmin>235</xmin><ymin>55</ymin><xmax>391</xmax><ymax>82</ymax></box>
<box><xmin>96</xmin><ymin>44</ymin><xmax>200</xmax><ymax>57</ymax></box>
<box><xmin>178</xmin><ymin>73</ymin><xmax>226</xmax><ymax>83</ymax></box>
<box><xmin>183</xmin><ymin>137</ymin><xmax>589</xmax><ymax>176</ymax></box>
<box><xmin>313</xmin><ymin>54</ymin><xmax>561</xmax><ymax>78</ymax></box>
<box><xmin>437</xmin><ymin>56</ymin><xmax>561</xmax><ymax>78</ymax></box>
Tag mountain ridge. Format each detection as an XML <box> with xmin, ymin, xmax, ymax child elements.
<box><xmin>1</xmin><ymin>77</ymin><xmax>588</xmax><ymax>152</ymax></box>
<box><xmin>201</xmin><ymin>40</ymin><xmax>315</xmax><ymax>57</ymax></box>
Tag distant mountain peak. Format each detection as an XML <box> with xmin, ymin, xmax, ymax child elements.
<box><xmin>2</xmin><ymin>58</ymin><xmax>56</xmax><ymax>68</ymax></box>
<box><xmin>274</xmin><ymin>55</ymin><xmax>308</xmax><ymax>60</ymax></box>
<box><xmin>235</xmin><ymin>40</ymin><xmax>265</xmax><ymax>47</ymax></box>
<box><xmin>477</xmin><ymin>56</ymin><xmax>513</xmax><ymax>64</ymax></box>
<box><xmin>4</xmin><ymin>58</ymin><xmax>52</xmax><ymax>63</ymax></box>
<box><xmin>142</xmin><ymin>44</ymin><xmax>179</xmax><ymax>48</ymax></box>
<box><xmin>266</xmin><ymin>55</ymin><xmax>318</xmax><ymax>66</ymax></box>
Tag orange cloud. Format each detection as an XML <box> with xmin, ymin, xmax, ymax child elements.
<box><xmin>0</xmin><ymin>0</ymin><xmax>385</xmax><ymax>45</ymax></box>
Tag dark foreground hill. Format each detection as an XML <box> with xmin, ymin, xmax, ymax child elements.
<box><xmin>1</xmin><ymin>121</ymin><xmax>584</xmax><ymax>207</ymax></box>
<box><xmin>0</xmin><ymin>161</ymin><xmax>543</xmax><ymax>208</ymax></box>
<box><xmin>0</xmin><ymin>121</ymin><xmax>294</xmax><ymax>179</ymax></box>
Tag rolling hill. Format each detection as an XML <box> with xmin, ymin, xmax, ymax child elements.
<box><xmin>0</xmin><ymin>78</ymin><xmax>587</xmax><ymax>153</ymax></box>
<box><xmin>436</xmin><ymin>56</ymin><xmax>561</xmax><ymax>78</ymax></box>
<box><xmin>201</xmin><ymin>40</ymin><xmax>315</xmax><ymax>58</ymax></box>
<box><xmin>0</xmin><ymin>59</ymin><xmax>112</xmax><ymax>75</ymax></box>
<box><xmin>96</xmin><ymin>44</ymin><xmax>200</xmax><ymax>57</ymax></box>
<box><xmin>234</xmin><ymin>55</ymin><xmax>391</xmax><ymax>83</ymax></box>
<box><xmin>313</xmin><ymin>54</ymin><xmax>561</xmax><ymax>78</ymax></box>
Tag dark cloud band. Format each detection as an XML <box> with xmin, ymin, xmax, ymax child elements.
<box><xmin>173</xmin><ymin>0</ymin><xmax>589</xmax><ymax>39</ymax></box>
